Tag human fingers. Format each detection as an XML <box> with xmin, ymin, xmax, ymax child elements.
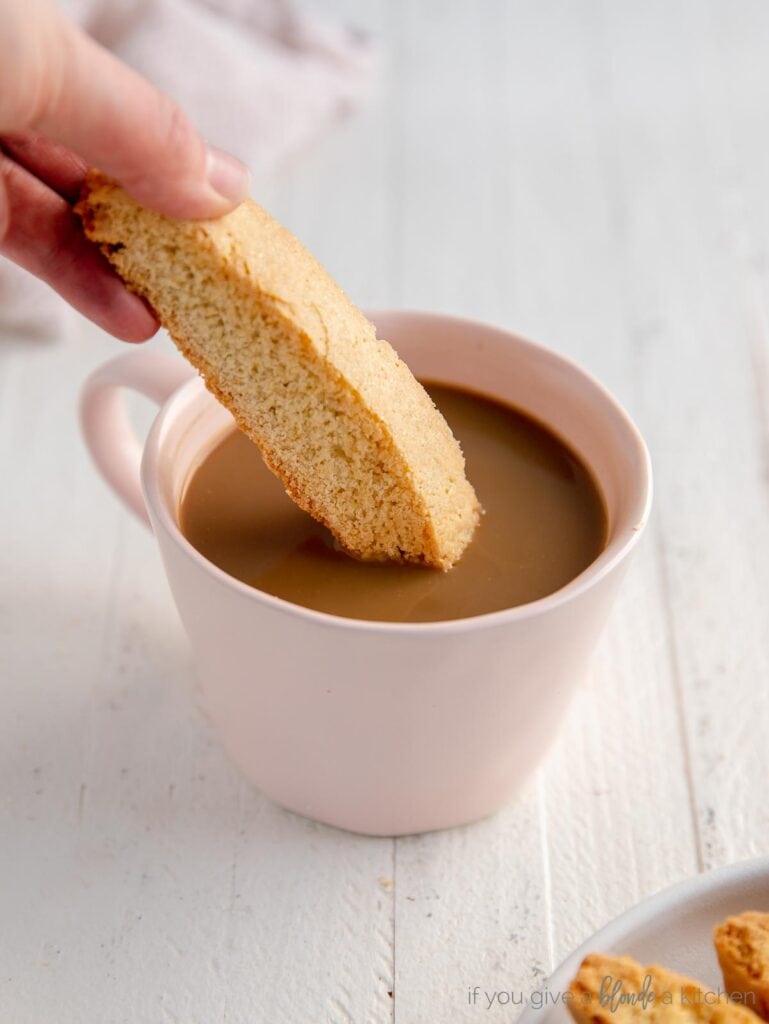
<box><xmin>0</xmin><ymin>166</ymin><xmax>7</xmax><ymax>242</ymax></box>
<box><xmin>32</xmin><ymin>17</ymin><xmax>250</xmax><ymax>220</ymax></box>
<box><xmin>0</xmin><ymin>152</ymin><xmax>158</xmax><ymax>341</ymax></box>
<box><xmin>1</xmin><ymin>131</ymin><xmax>88</xmax><ymax>203</ymax></box>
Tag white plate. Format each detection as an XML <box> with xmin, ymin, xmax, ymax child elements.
<box><xmin>519</xmin><ymin>858</ymin><xmax>769</xmax><ymax>1024</ymax></box>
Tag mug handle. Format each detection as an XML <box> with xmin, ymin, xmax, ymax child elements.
<box><xmin>80</xmin><ymin>350</ymin><xmax>195</xmax><ymax>528</ymax></box>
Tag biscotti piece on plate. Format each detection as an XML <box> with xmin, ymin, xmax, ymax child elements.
<box><xmin>76</xmin><ymin>172</ymin><xmax>480</xmax><ymax>569</ymax></box>
<box><xmin>568</xmin><ymin>954</ymin><xmax>763</xmax><ymax>1024</ymax></box>
<box><xmin>715</xmin><ymin>913</ymin><xmax>769</xmax><ymax>1020</ymax></box>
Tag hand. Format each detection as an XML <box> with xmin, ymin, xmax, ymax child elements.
<box><xmin>0</xmin><ymin>0</ymin><xmax>251</xmax><ymax>341</ymax></box>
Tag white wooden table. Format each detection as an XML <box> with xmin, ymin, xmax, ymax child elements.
<box><xmin>3</xmin><ymin>1</ymin><xmax>769</xmax><ymax>1020</ymax></box>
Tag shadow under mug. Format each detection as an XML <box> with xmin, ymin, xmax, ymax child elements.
<box><xmin>81</xmin><ymin>311</ymin><xmax>652</xmax><ymax>836</ymax></box>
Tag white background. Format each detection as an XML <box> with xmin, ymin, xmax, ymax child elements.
<box><xmin>3</xmin><ymin>1</ymin><xmax>769</xmax><ymax>1021</ymax></box>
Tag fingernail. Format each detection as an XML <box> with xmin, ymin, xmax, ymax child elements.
<box><xmin>205</xmin><ymin>146</ymin><xmax>251</xmax><ymax>205</ymax></box>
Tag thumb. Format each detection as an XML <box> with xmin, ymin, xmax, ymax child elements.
<box><xmin>33</xmin><ymin>17</ymin><xmax>250</xmax><ymax>219</ymax></box>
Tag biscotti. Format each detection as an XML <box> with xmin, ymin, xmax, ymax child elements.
<box><xmin>76</xmin><ymin>172</ymin><xmax>480</xmax><ymax>569</ymax></box>
<box><xmin>568</xmin><ymin>954</ymin><xmax>763</xmax><ymax>1024</ymax></box>
<box><xmin>715</xmin><ymin>913</ymin><xmax>769</xmax><ymax>1021</ymax></box>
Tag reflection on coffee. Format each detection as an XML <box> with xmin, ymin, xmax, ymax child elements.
<box><xmin>179</xmin><ymin>383</ymin><xmax>607</xmax><ymax>623</ymax></box>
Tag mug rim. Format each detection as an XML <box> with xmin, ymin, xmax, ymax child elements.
<box><xmin>141</xmin><ymin>310</ymin><xmax>653</xmax><ymax>634</ymax></box>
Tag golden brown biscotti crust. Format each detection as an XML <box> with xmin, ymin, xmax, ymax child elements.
<box><xmin>715</xmin><ymin>913</ymin><xmax>769</xmax><ymax>1022</ymax></box>
<box><xmin>76</xmin><ymin>172</ymin><xmax>480</xmax><ymax>569</ymax></box>
<box><xmin>568</xmin><ymin>953</ymin><xmax>764</xmax><ymax>1024</ymax></box>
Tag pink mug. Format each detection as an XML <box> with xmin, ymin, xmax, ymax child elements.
<box><xmin>80</xmin><ymin>311</ymin><xmax>651</xmax><ymax>836</ymax></box>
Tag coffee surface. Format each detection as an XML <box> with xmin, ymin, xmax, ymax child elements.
<box><xmin>179</xmin><ymin>384</ymin><xmax>607</xmax><ymax>622</ymax></box>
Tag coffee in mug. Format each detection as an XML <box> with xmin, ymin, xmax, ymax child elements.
<box><xmin>180</xmin><ymin>382</ymin><xmax>607</xmax><ymax>622</ymax></box>
<box><xmin>80</xmin><ymin>312</ymin><xmax>651</xmax><ymax>835</ymax></box>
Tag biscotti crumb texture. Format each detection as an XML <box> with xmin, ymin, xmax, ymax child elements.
<box><xmin>76</xmin><ymin>172</ymin><xmax>480</xmax><ymax>570</ymax></box>
<box><xmin>568</xmin><ymin>954</ymin><xmax>763</xmax><ymax>1024</ymax></box>
<box><xmin>715</xmin><ymin>913</ymin><xmax>769</xmax><ymax>1021</ymax></box>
